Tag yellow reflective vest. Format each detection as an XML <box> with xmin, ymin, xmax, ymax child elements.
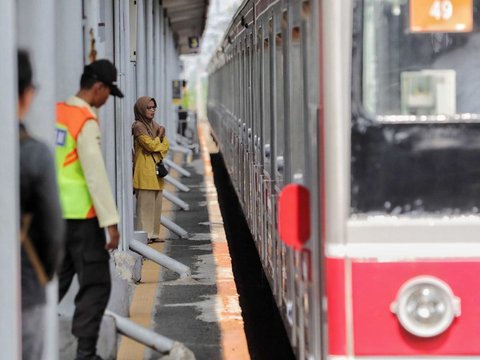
<box><xmin>55</xmin><ymin>103</ymin><xmax>97</xmax><ymax>219</ymax></box>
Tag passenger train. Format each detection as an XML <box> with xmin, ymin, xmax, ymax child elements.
<box><xmin>207</xmin><ymin>0</ymin><xmax>480</xmax><ymax>359</ymax></box>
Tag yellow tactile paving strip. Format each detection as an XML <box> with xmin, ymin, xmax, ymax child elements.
<box><xmin>116</xmin><ymin>246</ymin><xmax>165</xmax><ymax>359</ymax></box>
<box><xmin>198</xmin><ymin>120</ymin><xmax>250</xmax><ymax>359</ymax></box>
<box><xmin>116</xmin><ymin>180</ymin><xmax>175</xmax><ymax>360</ymax></box>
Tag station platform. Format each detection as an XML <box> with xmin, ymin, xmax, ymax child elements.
<box><xmin>116</xmin><ymin>122</ymin><xmax>249</xmax><ymax>360</ymax></box>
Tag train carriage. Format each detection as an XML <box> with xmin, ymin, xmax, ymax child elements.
<box><xmin>208</xmin><ymin>0</ymin><xmax>480</xmax><ymax>359</ymax></box>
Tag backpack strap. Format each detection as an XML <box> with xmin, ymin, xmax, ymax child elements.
<box><xmin>19</xmin><ymin>124</ymin><xmax>30</xmax><ymax>142</ymax></box>
<box><xmin>19</xmin><ymin>126</ymin><xmax>49</xmax><ymax>286</ymax></box>
<box><xmin>20</xmin><ymin>213</ymin><xmax>49</xmax><ymax>286</ymax></box>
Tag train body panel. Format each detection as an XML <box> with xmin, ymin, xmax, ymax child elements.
<box><xmin>209</xmin><ymin>0</ymin><xmax>480</xmax><ymax>359</ymax></box>
<box><xmin>351</xmin><ymin>259</ymin><xmax>480</xmax><ymax>355</ymax></box>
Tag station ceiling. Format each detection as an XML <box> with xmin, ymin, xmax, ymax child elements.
<box><xmin>163</xmin><ymin>0</ymin><xmax>209</xmax><ymax>55</ymax></box>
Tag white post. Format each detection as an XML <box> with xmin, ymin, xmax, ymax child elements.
<box><xmin>55</xmin><ymin>1</ymin><xmax>83</xmax><ymax>100</ymax></box>
<box><xmin>84</xmin><ymin>0</ymin><xmax>105</xmax><ymax>63</ymax></box>
<box><xmin>17</xmin><ymin>1</ymin><xmax>58</xmax><ymax>359</ymax></box>
<box><xmin>17</xmin><ymin>0</ymin><xmax>56</xmax><ymax>146</ymax></box>
<box><xmin>53</xmin><ymin>2</ymin><xmax>85</xmax><ymax>359</ymax></box>
<box><xmin>153</xmin><ymin>1</ymin><xmax>162</xmax><ymax>102</ymax></box>
<box><xmin>165</xmin><ymin>28</ymin><xmax>176</xmax><ymax>142</ymax></box>
<box><xmin>129</xmin><ymin>240</ymin><xmax>191</xmax><ymax>277</ymax></box>
<box><xmin>146</xmin><ymin>0</ymin><xmax>154</xmax><ymax>96</ymax></box>
<box><xmin>0</xmin><ymin>2</ymin><xmax>20</xmax><ymax>359</ymax></box>
<box><xmin>162</xmin><ymin>14</ymin><xmax>169</xmax><ymax>135</ymax></box>
<box><xmin>164</xmin><ymin>175</ymin><xmax>190</xmax><ymax>192</ymax></box>
<box><xmin>160</xmin><ymin>216</ymin><xmax>189</xmax><ymax>239</ymax></box>
<box><xmin>136</xmin><ymin>0</ymin><xmax>147</xmax><ymax>96</ymax></box>
<box><xmin>84</xmin><ymin>0</ymin><xmax>119</xmax><ymax>197</ymax></box>
<box><xmin>104</xmin><ymin>310</ymin><xmax>176</xmax><ymax>353</ymax></box>
<box><xmin>163</xmin><ymin>190</ymin><xmax>190</xmax><ymax>211</ymax></box>
<box><xmin>163</xmin><ymin>158</ymin><xmax>191</xmax><ymax>177</ymax></box>
<box><xmin>105</xmin><ymin>310</ymin><xmax>195</xmax><ymax>358</ymax></box>
<box><xmin>100</xmin><ymin>0</ymin><xmax>117</xmax><ymax>176</ymax></box>
<box><xmin>114</xmin><ymin>0</ymin><xmax>135</xmax><ymax>251</ymax></box>
<box><xmin>170</xmin><ymin>143</ymin><xmax>193</xmax><ymax>158</ymax></box>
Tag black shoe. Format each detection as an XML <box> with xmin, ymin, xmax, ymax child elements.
<box><xmin>74</xmin><ymin>355</ymin><xmax>103</xmax><ymax>360</ymax></box>
<box><xmin>75</xmin><ymin>337</ymin><xmax>99</xmax><ymax>360</ymax></box>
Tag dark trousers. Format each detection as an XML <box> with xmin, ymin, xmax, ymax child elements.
<box><xmin>58</xmin><ymin>218</ymin><xmax>111</xmax><ymax>338</ymax></box>
<box><xmin>177</xmin><ymin>120</ymin><xmax>187</xmax><ymax>136</ymax></box>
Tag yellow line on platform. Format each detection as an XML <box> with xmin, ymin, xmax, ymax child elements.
<box><xmin>116</xmin><ymin>252</ymin><xmax>163</xmax><ymax>360</ymax></box>
<box><xmin>198</xmin><ymin>120</ymin><xmax>250</xmax><ymax>360</ymax></box>
<box><xmin>116</xmin><ymin>171</ymin><xmax>177</xmax><ymax>359</ymax></box>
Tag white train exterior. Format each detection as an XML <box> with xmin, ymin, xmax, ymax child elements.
<box><xmin>208</xmin><ymin>0</ymin><xmax>480</xmax><ymax>359</ymax></box>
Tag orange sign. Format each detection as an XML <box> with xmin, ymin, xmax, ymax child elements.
<box><xmin>410</xmin><ymin>0</ymin><xmax>473</xmax><ymax>32</ymax></box>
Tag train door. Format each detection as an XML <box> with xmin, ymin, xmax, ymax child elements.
<box><xmin>228</xmin><ymin>49</ymin><xmax>236</xmax><ymax>177</ymax></box>
<box><xmin>249</xmin><ymin>31</ymin><xmax>256</xmax><ymax>235</ymax></box>
<box><xmin>292</xmin><ymin>2</ymin><xmax>307</xmax><ymax>357</ymax></box>
<box><xmin>273</xmin><ymin>0</ymin><xmax>297</xmax><ymax>344</ymax></box>
<box><xmin>278</xmin><ymin>0</ymin><xmax>320</xmax><ymax>357</ymax></box>
<box><xmin>239</xmin><ymin>38</ymin><xmax>247</xmax><ymax>207</ymax></box>
<box><xmin>226</xmin><ymin>51</ymin><xmax>234</xmax><ymax>175</ymax></box>
<box><xmin>252</xmin><ymin>26</ymin><xmax>263</xmax><ymax>248</ymax></box>
<box><xmin>301</xmin><ymin>0</ymin><xmax>324</xmax><ymax>358</ymax></box>
<box><xmin>273</xmin><ymin>6</ymin><xmax>286</xmax><ymax>189</ymax></box>
<box><xmin>234</xmin><ymin>41</ymin><xmax>242</xmax><ymax>194</ymax></box>
<box><xmin>262</xmin><ymin>14</ymin><xmax>276</xmax><ymax>283</ymax></box>
<box><xmin>268</xmin><ymin>3</ymin><xmax>286</xmax><ymax>304</ymax></box>
<box><xmin>240</xmin><ymin>34</ymin><xmax>246</xmax><ymax>209</ymax></box>
<box><xmin>245</xmin><ymin>32</ymin><xmax>254</xmax><ymax>229</ymax></box>
<box><xmin>242</xmin><ymin>31</ymin><xmax>250</xmax><ymax>216</ymax></box>
<box><xmin>255</xmin><ymin>21</ymin><xmax>265</xmax><ymax>259</ymax></box>
<box><xmin>221</xmin><ymin>51</ymin><xmax>233</xmax><ymax>168</ymax></box>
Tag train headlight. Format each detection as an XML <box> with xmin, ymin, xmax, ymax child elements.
<box><xmin>390</xmin><ymin>276</ymin><xmax>460</xmax><ymax>337</ymax></box>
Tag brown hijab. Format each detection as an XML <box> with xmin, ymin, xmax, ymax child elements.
<box><xmin>132</xmin><ymin>96</ymin><xmax>161</xmax><ymax>138</ymax></box>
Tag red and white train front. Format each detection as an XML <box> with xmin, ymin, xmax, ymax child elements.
<box><xmin>321</xmin><ymin>0</ymin><xmax>480</xmax><ymax>358</ymax></box>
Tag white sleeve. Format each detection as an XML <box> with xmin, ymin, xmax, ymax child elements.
<box><xmin>77</xmin><ymin>120</ymin><xmax>120</xmax><ymax>227</ymax></box>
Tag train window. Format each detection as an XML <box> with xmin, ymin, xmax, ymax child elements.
<box><xmin>361</xmin><ymin>0</ymin><xmax>480</xmax><ymax>118</ymax></box>
<box><xmin>290</xmin><ymin>26</ymin><xmax>306</xmax><ymax>181</ymax></box>
<box><xmin>263</xmin><ymin>35</ymin><xmax>271</xmax><ymax>167</ymax></box>
<box><xmin>351</xmin><ymin>0</ymin><xmax>480</xmax><ymax>215</ymax></box>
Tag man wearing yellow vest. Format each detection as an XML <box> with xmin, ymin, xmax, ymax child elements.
<box><xmin>56</xmin><ymin>59</ymin><xmax>123</xmax><ymax>360</ymax></box>
<box><xmin>177</xmin><ymin>80</ymin><xmax>189</xmax><ymax>136</ymax></box>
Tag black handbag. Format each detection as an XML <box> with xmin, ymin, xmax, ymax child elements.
<box><xmin>151</xmin><ymin>154</ymin><xmax>168</xmax><ymax>178</ymax></box>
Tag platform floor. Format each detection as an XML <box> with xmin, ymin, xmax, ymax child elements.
<box><xmin>117</xmin><ymin>123</ymin><xmax>249</xmax><ymax>360</ymax></box>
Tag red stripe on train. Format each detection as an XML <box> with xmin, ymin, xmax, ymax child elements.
<box><xmin>326</xmin><ymin>258</ymin><xmax>347</xmax><ymax>355</ymax></box>
<box><xmin>351</xmin><ymin>260</ymin><xmax>480</xmax><ymax>355</ymax></box>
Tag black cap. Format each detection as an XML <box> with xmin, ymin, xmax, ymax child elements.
<box><xmin>83</xmin><ymin>59</ymin><xmax>124</xmax><ymax>98</ymax></box>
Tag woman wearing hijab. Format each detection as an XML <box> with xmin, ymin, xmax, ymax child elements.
<box><xmin>132</xmin><ymin>96</ymin><xmax>169</xmax><ymax>242</ymax></box>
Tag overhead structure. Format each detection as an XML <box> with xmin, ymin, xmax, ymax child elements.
<box><xmin>163</xmin><ymin>0</ymin><xmax>209</xmax><ymax>54</ymax></box>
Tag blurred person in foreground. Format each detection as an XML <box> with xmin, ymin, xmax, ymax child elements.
<box><xmin>132</xmin><ymin>96</ymin><xmax>169</xmax><ymax>242</ymax></box>
<box><xmin>55</xmin><ymin>59</ymin><xmax>123</xmax><ymax>360</ymax></box>
<box><xmin>18</xmin><ymin>49</ymin><xmax>64</xmax><ymax>360</ymax></box>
